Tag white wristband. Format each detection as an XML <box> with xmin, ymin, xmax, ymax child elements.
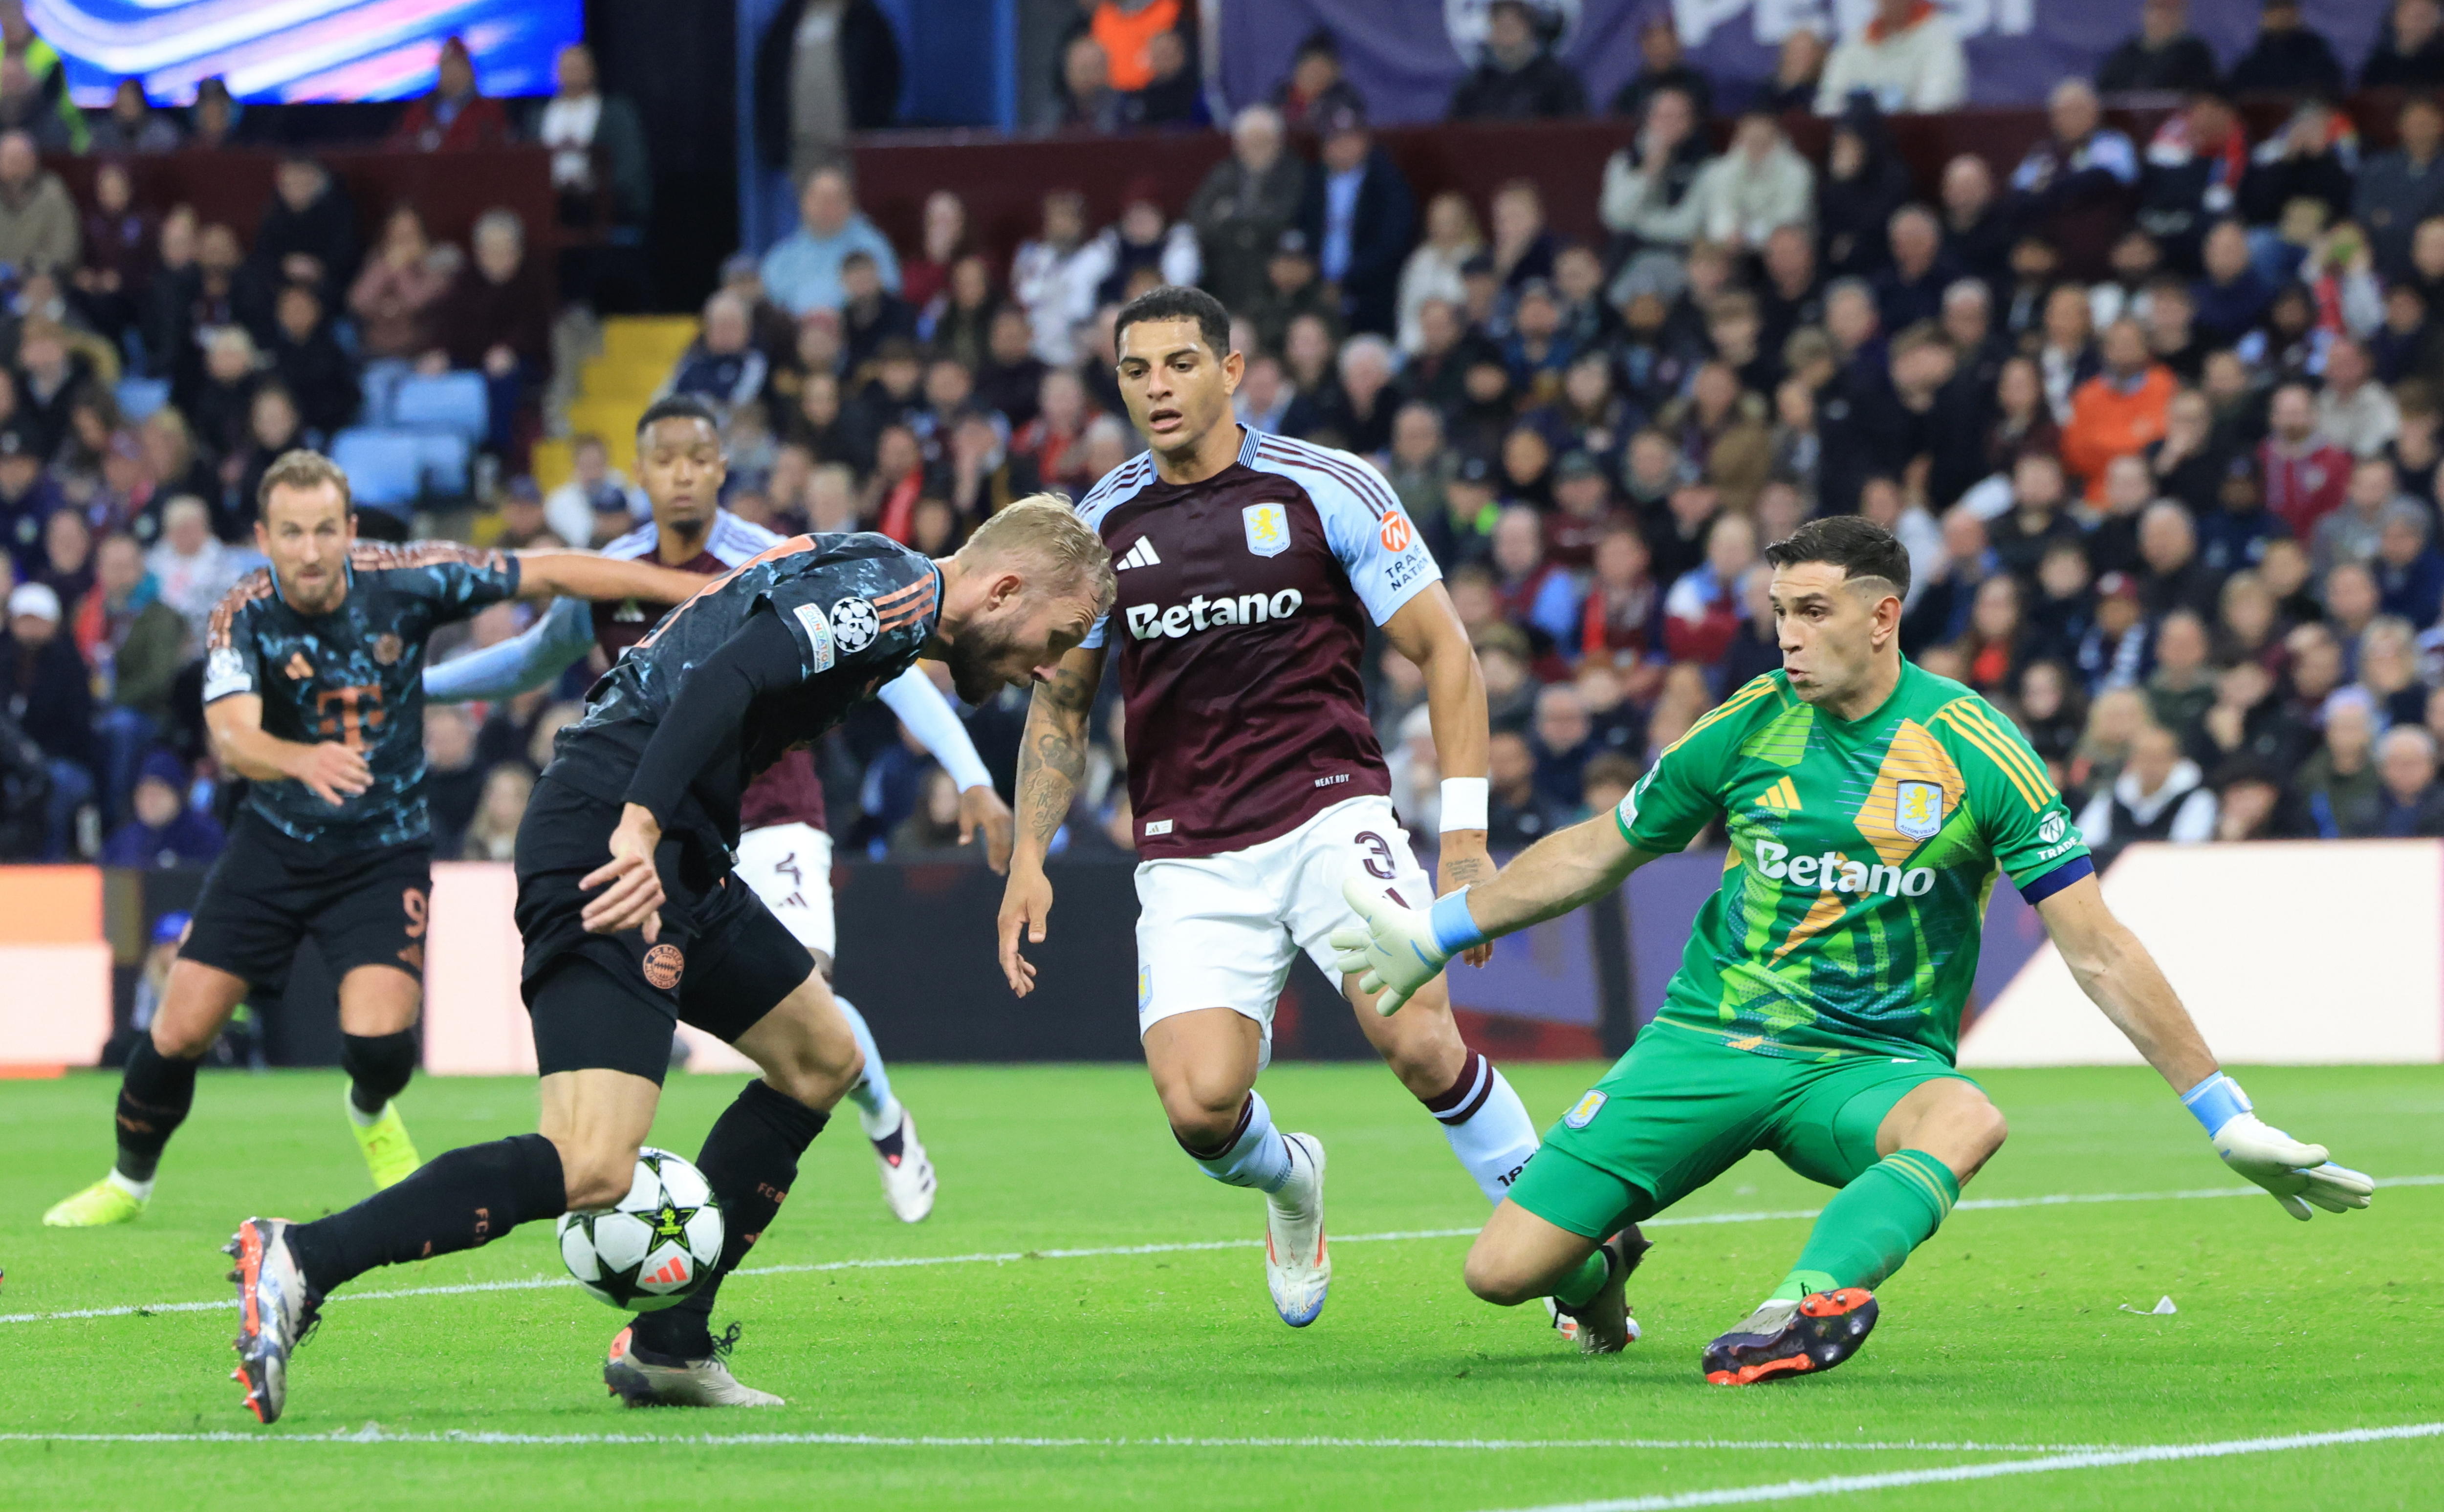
<box><xmin>1440</xmin><ymin>777</ymin><xmax>1489</xmax><ymax>832</ymax></box>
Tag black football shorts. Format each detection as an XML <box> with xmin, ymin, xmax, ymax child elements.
<box><xmin>180</xmin><ymin>810</ymin><xmax>434</xmax><ymax>994</ymax></box>
<box><xmin>514</xmin><ymin>775</ymin><xmax>815</xmax><ymax>1082</ymax></box>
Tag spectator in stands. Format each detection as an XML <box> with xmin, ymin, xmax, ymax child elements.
<box><xmin>348</xmin><ymin>203</ymin><xmax>451</xmax><ymax>366</ymax></box>
<box><xmin>101</xmin><ymin>750</ymin><xmax>221</xmax><ymax>867</ymax></box>
<box><xmin>2078</xmin><ymin>721</ymin><xmax>2216</xmax><ymax>863</ymax></box>
<box><xmin>426</xmin><ymin>207</ymin><xmax>549</xmax><ymax>455</ymax></box>
<box><xmin>1448</xmin><ymin>0</ymin><xmax>1586</xmax><ymax>121</ymax></box>
<box><xmin>35</xmin><ymin>506</ymin><xmax>87</xmax><ymax>607</ymax></box>
<box><xmin>1691</xmin><ymin>109</ymin><xmax>1814</xmax><ymax>254</ymax></box>
<box><xmin>2147</xmin><ymin>607</ymin><xmax>2219</xmax><ymax>737</ymax></box>
<box><xmin>15</xmin><ymin>318</ymin><xmax>89</xmax><ymax>458</ymax></box>
<box><xmin>1989</xmin><ymin>451</ymin><xmax>2084</xmax><ymax>580</ymax></box>
<box><xmin>0</xmin><ymin>420</ymin><xmax>56</xmax><ymax>574</ymax></box>
<box><xmin>458</xmin><ymin>763</ymin><xmax>532</xmax><ymax>863</ymax></box>
<box><xmin>1611</xmin><ymin>15</ymin><xmax>1713</xmax><ymax>122</ymax></box>
<box><xmin>1528</xmin><ymin>679</ymin><xmax>1597</xmax><ymax>812</ymax></box>
<box><xmin>2318</xmin><ymin>338</ymin><xmax>2401</xmax><ymax>460</ymax></box>
<box><xmin>661</xmin><ymin>291</ymin><xmax>771</xmax><ymax>424</ymax></box>
<box><xmin>532</xmin><ymin>43</ymin><xmax>652</xmax><ymax>252</ymax></box>
<box><xmin>1600</xmin><ymin>86</ymin><xmax>1706</xmax><ymax>274</ymax></box>
<box><xmin>2357</xmin><ymin>98</ymin><xmax>2444</xmax><ymax>287</ymax></box>
<box><xmin>2097</xmin><ymin>0</ymin><xmax>2221</xmax><ymax>95</ymax></box>
<box><xmin>186</xmin><ymin>325</ymin><xmax>261</xmax><ymax>462</ymax></box>
<box><xmin>223</xmin><ymin>385</ymin><xmax>304</xmax><ymax>530</ymax></box>
<box><xmin>249</xmin><ymin>156</ymin><xmax>360</xmax><ymax>314</ymax></box>
<box><xmin>2376</xmin><ymin>498</ymin><xmax>2444</xmax><ymax>622</ymax></box>
<box><xmin>186</xmin><ymin>76</ymin><xmax>241</xmax><ymax>150</ymax></box>
<box><xmin>754</xmin><ymin>0</ymin><xmax>900</xmax><ymax>177</ymax></box>
<box><xmin>1818</xmin><ymin>98</ymin><xmax>1915</xmax><ymax>277</ymax></box>
<box><xmin>1011</xmin><ymin>189</ymin><xmax>1104</xmax><ymax>368</ymax></box>
<box><xmin>1118</xmin><ymin>27</ymin><xmax>1204</xmax><ymax>129</ymax></box>
<box><xmin>0</xmin><ymin>130</ymin><xmax>73</xmax><ymax>276</ymax></box>
<box><xmin>0</xmin><ymin>3</ymin><xmax>82</xmax><ymax>151</ymax></box>
<box><xmin>2366</xmin><ymin>0</ymin><xmax>2444</xmax><ymax>88</ymax></box>
<box><xmin>1485</xmin><ymin>726</ymin><xmax>1565</xmax><ymax>849</ymax></box>
<box><xmin>2138</xmin><ymin>89</ymin><xmax>2247</xmax><ymax>273</ymax></box>
<box><xmin>543</xmin><ymin>433</ymin><xmax>639</xmax><ymax>546</ymax></box>
<box><xmin>391</xmin><ymin>35</ymin><xmax>511</xmax><ymax>151</ymax></box>
<box><xmin>1763</xmin><ymin>28</ymin><xmax>1829</xmax><ymax>113</ymax></box>
<box><xmin>1043</xmin><ymin>32</ymin><xmax>1121</xmax><ymax>133</ymax></box>
<box><xmin>264</xmin><ymin>284</ymin><xmax>356</xmax><ymax>437</ymax></box>
<box><xmin>1395</xmin><ymin>195</ymin><xmax>1481</xmax><ymax>356</ymax></box>
<box><xmin>2010</xmin><ymin>81</ymin><xmax>2138</xmax><ymax>276</ymax></box>
<box><xmin>0</xmin><ymin>579</ymin><xmax>89</xmax><ymax>857</ymax></box>
<box><xmin>1297</xmin><ymin>102</ymin><xmax>1414</xmax><ymax>338</ymax></box>
<box><xmin>145</xmin><ymin>495</ymin><xmax>235</xmax><ymax>642</ymax></box>
<box><xmin>1189</xmin><ymin>105</ymin><xmax>1307</xmax><ymax>312</ymax></box>
<box><xmin>2063</xmin><ymin>318</ymin><xmax>2176</xmax><ymax>499</ymax></box>
<box><xmin>2226</xmin><ymin>0</ymin><xmax>2345</xmax><ymax>98</ymax></box>
<box><xmin>1270</xmin><ymin>29</ymin><xmax>1362</xmax><ymax>130</ymax></box>
<box><xmin>761</xmin><ymin>165</ymin><xmax>900</xmax><ymax>318</ymax></box>
<box><xmin>2357</xmin><ymin>725</ymin><xmax>2444</xmax><ymax>835</ymax></box>
<box><xmin>1873</xmin><ymin>205</ymin><xmax>1955</xmax><ymax>331</ymax></box>
<box><xmin>2239</xmin><ymin>101</ymin><xmax>2354</xmax><ymax>264</ymax></box>
<box><xmin>1815</xmin><ymin>0</ymin><xmax>1966</xmax><ymax>115</ymax></box>
<box><xmin>1661</xmin><ymin>511</ymin><xmax>1757</xmax><ymax>669</ymax></box>
<box><xmin>89</xmin><ymin>77</ymin><xmax>179</xmax><ymax>153</ymax></box>
<box><xmin>2296</xmin><ymin>693</ymin><xmax>2379</xmax><ymax>836</ymax></box>
<box><xmin>70</xmin><ymin>161</ymin><xmax>152</xmax><ymax>355</ymax></box>
<box><xmin>1937</xmin><ymin>155</ymin><xmax>2011</xmax><ymax>290</ymax></box>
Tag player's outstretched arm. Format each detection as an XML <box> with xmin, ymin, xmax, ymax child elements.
<box><xmin>512</xmin><ymin>548</ymin><xmax>707</xmax><ymax>607</ymax></box>
<box><xmin>424</xmin><ymin>596</ymin><xmax>595</xmax><ymax>703</ymax></box>
<box><xmin>1331</xmin><ymin>813</ymin><xmax>1655</xmax><ymax>1015</ymax></box>
<box><xmin>879</xmin><ymin>666</ymin><xmax>1012</xmax><ymax>872</ymax></box>
<box><xmin>998</xmin><ymin>643</ymin><xmax>1103</xmax><ymax>996</ymax></box>
<box><xmin>1379</xmin><ymin>583</ymin><xmax>1494</xmax><ymax>965</ymax></box>
<box><xmin>204</xmin><ymin>693</ymin><xmax>370</xmax><ymax>808</ymax></box>
<box><xmin>2035</xmin><ymin>874</ymin><xmax>2373</xmax><ymax>1221</ymax></box>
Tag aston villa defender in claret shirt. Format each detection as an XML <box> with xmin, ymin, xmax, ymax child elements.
<box><xmin>997</xmin><ymin>287</ymin><xmax>1586</xmax><ymax>1338</ymax></box>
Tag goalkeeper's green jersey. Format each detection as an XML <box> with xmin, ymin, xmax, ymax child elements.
<box><xmin>1614</xmin><ymin>661</ymin><xmax>2093</xmax><ymax>1065</ymax></box>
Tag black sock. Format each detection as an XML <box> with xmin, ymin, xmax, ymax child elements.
<box><xmin>629</xmin><ymin>1080</ymin><xmax>828</xmax><ymax>1361</ymax></box>
<box><xmin>114</xmin><ymin>1039</ymin><xmax>201</xmax><ymax>1183</ymax></box>
<box><xmin>285</xmin><ymin>1133</ymin><xmax>565</xmax><ymax>1295</ymax></box>
<box><xmin>340</xmin><ymin>1030</ymin><xmax>420</xmax><ymax>1114</ymax></box>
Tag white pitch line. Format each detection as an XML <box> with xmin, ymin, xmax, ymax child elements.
<box><xmin>5</xmin><ymin>1174</ymin><xmax>2433</xmax><ymax>1329</ymax></box>
<box><xmin>0</xmin><ymin>1430</ymin><xmax>2119</xmax><ymax>1453</ymax></box>
<box><xmin>1473</xmin><ymin>1421</ymin><xmax>2444</xmax><ymax>1512</ymax></box>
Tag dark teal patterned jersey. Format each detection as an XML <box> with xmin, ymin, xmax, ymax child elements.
<box><xmin>546</xmin><ymin>532</ymin><xmax>940</xmax><ymax>840</ymax></box>
<box><xmin>202</xmin><ymin>542</ymin><xmax>523</xmax><ymax>848</ymax></box>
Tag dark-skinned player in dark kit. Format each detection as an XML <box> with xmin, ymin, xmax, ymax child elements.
<box><xmin>222</xmin><ymin>496</ymin><xmax>1114</xmax><ymax>1423</ymax></box>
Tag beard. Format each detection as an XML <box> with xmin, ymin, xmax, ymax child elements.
<box><xmin>941</xmin><ymin>617</ymin><xmax>1022</xmax><ymax>704</ymax></box>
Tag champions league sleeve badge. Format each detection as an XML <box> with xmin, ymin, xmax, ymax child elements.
<box><xmin>830</xmin><ymin>596</ymin><xmax>879</xmax><ymax>653</ymax></box>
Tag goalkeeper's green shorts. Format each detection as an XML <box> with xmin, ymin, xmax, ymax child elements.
<box><xmin>1507</xmin><ymin>1019</ymin><xmax>1978</xmax><ymax>1240</ymax></box>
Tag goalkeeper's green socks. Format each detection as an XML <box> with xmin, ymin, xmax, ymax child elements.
<box><xmin>1769</xmin><ymin>1148</ymin><xmax>1959</xmax><ymax>1303</ymax></box>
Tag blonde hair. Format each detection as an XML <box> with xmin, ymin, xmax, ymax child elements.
<box><xmin>258</xmin><ymin>448</ymin><xmax>353</xmax><ymax>515</ymax></box>
<box><xmin>957</xmin><ymin>494</ymin><xmax>1114</xmax><ymax>618</ymax></box>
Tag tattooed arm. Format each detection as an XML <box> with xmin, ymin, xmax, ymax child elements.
<box><xmin>1379</xmin><ymin>583</ymin><xmax>1495</xmax><ymax>964</ymax></box>
<box><xmin>996</xmin><ymin>643</ymin><xmax>1106</xmax><ymax>996</ymax></box>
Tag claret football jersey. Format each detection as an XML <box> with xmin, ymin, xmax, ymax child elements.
<box><xmin>1075</xmin><ymin>427</ymin><xmax>1440</xmax><ymax>859</ymax></box>
<box><xmin>1615</xmin><ymin>662</ymin><xmax>2094</xmax><ymax>1064</ymax></box>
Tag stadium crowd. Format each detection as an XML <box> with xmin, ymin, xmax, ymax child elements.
<box><xmin>14</xmin><ymin>0</ymin><xmax>2444</xmax><ymax>879</ymax></box>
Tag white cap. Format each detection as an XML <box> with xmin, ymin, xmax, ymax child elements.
<box><xmin>7</xmin><ymin>582</ymin><xmax>60</xmax><ymax>623</ymax></box>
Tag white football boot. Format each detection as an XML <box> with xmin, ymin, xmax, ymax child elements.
<box><xmin>225</xmin><ymin>1216</ymin><xmax>322</xmax><ymax>1424</ymax></box>
<box><xmin>605</xmin><ymin>1324</ymin><xmax>785</xmax><ymax>1407</ymax></box>
<box><xmin>872</xmin><ymin>1110</ymin><xmax>937</xmax><ymax>1223</ymax></box>
<box><xmin>1264</xmin><ymin>1132</ymin><xmax>1330</xmax><ymax>1327</ymax></box>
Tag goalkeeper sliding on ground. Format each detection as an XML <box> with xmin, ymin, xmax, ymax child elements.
<box><xmin>1332</xmin><ymin>516</ymin><xmax>2372</xmax><ymax>1386</ymax></box>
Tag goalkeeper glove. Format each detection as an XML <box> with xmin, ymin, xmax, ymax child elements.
<box><xmin>2181</xmin><ymin>1072</ymin><xmax>2375</xmax><ymax>1222</ymax></box>
<box><xmin>1328</xmin><ymin>876</ymin><xmax>1486</xmax><ymax>1016</ymax></box>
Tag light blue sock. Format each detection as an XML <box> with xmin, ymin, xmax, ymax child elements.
<box><xmin>1180</xmin><ymin>1091</ymin><xmax>1294</xmax><ymax>1193</ymax></box>
<box><xmin>833</xmin><ymin>995</ymin><xmax>901</xmax><ymax>1140</ymax></box>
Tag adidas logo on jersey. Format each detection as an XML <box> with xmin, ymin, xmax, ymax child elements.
<box><xmin>1750</xmin><ymin>839</ymin><xmax>1935</xmax><ymax>897</ymax></box>
<box><xmin>1124</xmin><ymin>588</ymin><xmax>1305</xmax><ymax>641</ymax></box>
<box><xmin>1114</xmin><ymin>538</ymin><xmax>1162</xmax><ymax>571</ymax></box>
<box><xmin>1752</xmin><ymin>777</ymin><xmax>1801</xmax><ymax>811</ymax></box>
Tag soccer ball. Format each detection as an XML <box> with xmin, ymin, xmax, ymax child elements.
<box><xmin>555</xmin><ymin>1146</ymin><xmax>725</xmax><ymax>1312</ymax></box>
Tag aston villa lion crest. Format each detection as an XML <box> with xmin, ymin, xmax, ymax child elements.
<box><xmin>1242</xmin><ymin>502</ymin><xmax>1289</xmax><ymax>558</ymax></box>
<box><xmin>1895</xmin><ymin>780</ymin><xmax>1944</xmax><ymax>841</ymax></box>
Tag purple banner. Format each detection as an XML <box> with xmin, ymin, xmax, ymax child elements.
<box><xmin>1215</xmin><ymin>0</ymin><xmax>2389</xmax><ymax>121</ymax></box>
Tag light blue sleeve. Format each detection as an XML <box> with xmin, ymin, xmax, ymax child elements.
<box><xmin>1528</xmin><ymin>571</ymin><xmax>1581</xmax><ymax>647</ymax></box>
<box><xmin>422</xmin><ymin>596</ymin><xmax>596</xmax><ymax>703</ymax></box>
<box><xmin>878</xmin><ymin>667</ymin><xmax>994</xmax><ymax>791</ymax></box>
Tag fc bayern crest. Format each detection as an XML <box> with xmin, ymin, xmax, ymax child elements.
<box><xmin>1895</xmin><ymin>780</ymin><xmax>1944</xmax><ymax>841</ymax></box>
<box><xmin>372</xmin><ymin>633</ymin><xmax>403</xmax><ymax>666</ymax></box>
<box><xmin>830</xmin><ymin>596</ymin><xmax>879</xmax><ymax>652</ymax></box>
<box><xmin>1242</xmin><ymin>502</ymin><xmax>1290</xmax><ymax>558</ymax></box>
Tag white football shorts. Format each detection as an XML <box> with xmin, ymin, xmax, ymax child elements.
<box><xmin>1133</xmin><ymin>794</ymin><xmax>1431</xmax><ymax>1049</ymax></box>
<box><xmin>733</xmin><ymin>822</ymin><xmax>836</xmax><ymax>960</ymax></box>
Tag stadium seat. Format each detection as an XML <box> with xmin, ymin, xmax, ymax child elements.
<box><xmin>415</xmin><ymin>431</ymin><xmax>472</xmax><ymax>497</ymax></box>
<box><xmin>390</xmin><ymin>372</ymin><xmax>490</xmax><ymax>443</ymax></box>
<box><xmin>115</xmin><ymin>377</ymin><xmax>170</xmax><ymax>422</ymax></box>
<box><xmin>331</xmin><ymin>428</ymin><xmax>427</xmax><ymax>509</ymax></box>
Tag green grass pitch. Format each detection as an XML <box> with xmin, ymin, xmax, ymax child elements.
<box><xmin>0</xmin><ymin>1060</ymin><xmax>2438</xmax><ymax>1510</ymax></box>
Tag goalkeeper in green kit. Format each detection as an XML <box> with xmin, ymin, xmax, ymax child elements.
<box><xmin>1331</xmin><ymin>516</ymin><xmax>2373</xmax><ymax>1386</ymax></box>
